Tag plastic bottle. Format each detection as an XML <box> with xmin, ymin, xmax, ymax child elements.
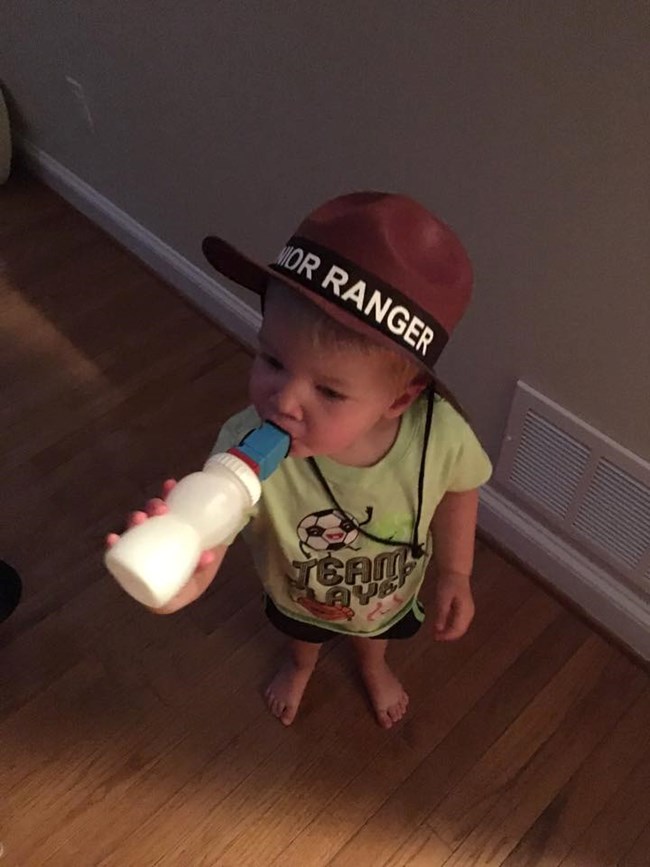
<box><xmin>104</xmin><ymin>422</ymin><xmax>290</xmax><ymax>608</ymax></box>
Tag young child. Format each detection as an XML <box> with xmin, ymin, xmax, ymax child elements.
<box><xmin>107</xmin><ymin>192</ymin><xmax>492</xmax><ymax>729</ymax></box>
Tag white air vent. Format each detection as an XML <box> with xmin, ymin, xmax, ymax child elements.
<box><xmin>496</xmin><ymin>382</ymin><xmax>650</xmax><ymax>594</ymax></box>
<box><xmin>573</xmin><ymin>459</ymin><xmax>650</xmax><ymax>570</ymax></box>
<box><xmin>509</xmin><ymin>412</ymin><xmax>590</xmax><ymax>519</ymax></box>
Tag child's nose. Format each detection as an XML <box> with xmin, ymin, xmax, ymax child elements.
<box><xmin>274</xmin><ymin>380</ymin><xmax>303</xmax><ymax>421</ymax></box>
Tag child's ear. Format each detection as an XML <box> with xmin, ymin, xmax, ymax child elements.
<box><xmin>386</xmin><ymin>375</ymin><xmax>429</xmax><ymax>418</ymax></box>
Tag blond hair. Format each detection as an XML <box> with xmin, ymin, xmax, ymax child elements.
<box><xmin>265</xmin><ymin>279</ymin><xmax>469</xmax><ymax>419</ymax></box>
<box><xmin>266</xmin><ymin>279</ymin><xmax>423</xmax><ymax>389</ymax></box>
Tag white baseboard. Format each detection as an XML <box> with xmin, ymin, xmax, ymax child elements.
<box><xmin>480</xmin><ymin>487</ymin><xmax>650</xmax><ymax>660</ymax></box>
<box><xmin>18</xmin><ymin>141</ymin><xmax>650</xmax><ymax>662</ymax></box>
<box><xmin>18</xmin><ymin>139</ymin><xmax>262</xmax><ymax>350</ymax></box>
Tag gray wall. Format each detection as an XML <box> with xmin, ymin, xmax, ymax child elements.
<box><xmin>3</xmin><ymin>1</ymin><xmax>649</xmax><ymax>462</ymax></box>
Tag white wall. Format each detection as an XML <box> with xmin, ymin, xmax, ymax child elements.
<box><xmin>3</xmin><ymin>1</ymin><xmax>648</xmax><ymax>461</ymax></box>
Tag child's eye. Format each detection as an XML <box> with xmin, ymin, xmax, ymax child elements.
<box><xmin>262</xmin><ymin>354</ymin><xmax>283</xmax><ymax>371</ymax></box>
<box><xmin>318</xmin><ymin>385</ymin><xmax>347</xmax><ymax>402</ymax></box>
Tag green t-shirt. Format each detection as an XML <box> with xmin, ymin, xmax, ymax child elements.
<box><xmin>211</xmin><ymin>395</ymin><xmax>492</xmax><ymax>637</ymax></box>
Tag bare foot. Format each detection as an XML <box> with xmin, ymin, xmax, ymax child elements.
<box><xmin>359</xmin><ymin>660</ymin><xmax>409</xmax><ymax>729</ymax></box>
<box><xmin>264</xmin><ymin>659</ymin><xmax>314</xmax><ymax>726</ymax></box>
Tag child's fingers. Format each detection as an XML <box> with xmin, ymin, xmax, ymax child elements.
<box><xmin>128</xmin><ymin>510</ymin><xmax>148</xmax><ymax>529</ymax></box>
<box><xmin>162</xmin><ymin>479</ymin><xmax>177</xmax><ymax>497</ymax></box>
<box><xmin>146</xmin><ymin>498</ymin><xmax>168</xmax><ymax>517</ymax></box>
<box><xmin>106</xmin><ymin>493</ymin><xmax>170</xmax><ymax>551</ymax></box>
<box><xmin>434</xmin><ymin>588</ymin><xmax>454</xmax><ymax>632</ymax></box>
<box><xmin>435</xmin><ymin>623</ymin><xmax>459</xmax><ymax>640</ymax></box>
<box><xmin>437</xmin><ymin>621</ymin><xmax>465</xmax><ymax>641</ymax></box>
<box><xmin>195</xmin><ymin>550</ymin><xmax>216</xmax><ymax>572</ymax></box>
<box><xmin>435</xmin><ymin>597</ymin><xmax>474</xmax><ymax>641</ymax></box>
<box><xmin>435</xmin><ymin>612</ymin><xmax>450</xmax><ymax>634</ymax></box>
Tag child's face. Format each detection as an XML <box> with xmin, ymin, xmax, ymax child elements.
<box><xmin>249</xmin><ymin>291</ymin><xmax>417</xmax><ymax>461</ymax></box>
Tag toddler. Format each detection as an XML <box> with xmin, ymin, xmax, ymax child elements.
<box><xmin>108</xmin><ymin>192</ymin><xmax>492</xmax><ymax>729</ymax></box>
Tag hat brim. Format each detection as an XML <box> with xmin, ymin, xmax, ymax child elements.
<box><xmin>202</xmin><ymin>235</ymin><xmax>430</xmax><ymax>368</ymax></box>
<box><xmin>202</xmin><ymin>235</ymin><xmax>271</xmax><ymax>297</ymax></box>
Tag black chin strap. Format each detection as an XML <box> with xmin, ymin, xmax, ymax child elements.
<box><xmin>307</xmin><ymin>386</ymin><xmax>435</xmax><ymax>560</ymax></box>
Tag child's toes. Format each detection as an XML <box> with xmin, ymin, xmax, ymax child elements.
<box><xmin>387</xmin><ymin>697</ymin><xmax>409</xmax><ymax>725</ymax></box>
<box><xmin>387</xmin><ymin>705</ymin><xmax>401</xmax><ymax>724</ymax></box>
<box><xmin>267</xmin><ymin>693</ymin><xmax>280</xmax><ymax>716</ymax></box>
<box><xmin>377</xmin><ymin>708</ymin><xmax>393</xmax><ymax>729</ymax></box>
<box><xmin>266</xmin><ymin>689</ymin><xmax>296</xmax><ymax>725</ymax></box>
<box><xmin>280</xmin><ymin>705</ymin><xmax>297</xmax><ymax>726</ymax></box>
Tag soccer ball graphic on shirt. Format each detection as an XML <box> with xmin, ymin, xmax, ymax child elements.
<box><xmin>297</xmin><ymin>508</ymin><xmax>364</xmax><ymax>553</ymax></box>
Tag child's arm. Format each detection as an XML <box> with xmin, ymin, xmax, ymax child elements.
<box><xmin>430</xmin><ymin>488</ymin><xmax>480</xmax><ymax>641</ymax></box>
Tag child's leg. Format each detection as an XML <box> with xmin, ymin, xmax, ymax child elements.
<box><xmin>265</xmin><ymin>639</ymin><xmax>322</xmax><ymax>726</ymax></box>
<box><xmin>349</xmin><ymin>637</ymin><xmax>409</xmax><ymax>729</ymax></box>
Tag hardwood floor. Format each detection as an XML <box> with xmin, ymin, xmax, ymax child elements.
<box><xmin>1</xmin><ymin>170</ymin><xmax>648</xmax><ymax>866</ymax></box>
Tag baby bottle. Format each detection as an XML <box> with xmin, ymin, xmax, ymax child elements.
<box><xmin>105</xmin><ymin>422</ymin><xmax>290</xmax><ymax>608</ymax></box>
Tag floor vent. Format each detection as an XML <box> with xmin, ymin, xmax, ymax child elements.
<box><xmin>496</xmin><ymin>382</ymin><xmax>650</xmax><ymax>595</ymax></box>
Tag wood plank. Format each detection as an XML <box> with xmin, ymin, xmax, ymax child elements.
<box><xmin>618</xmin><ymin>818</ymin><xmax>650</xmax><ymax>867</ymax></box>
<box><xmin>277</xmin><ymin>593</ymin><xmax>569</xmax><ymax>867</ymax></box>
<box><xmin>436</xmin><ymin>649</ymin><xmax>647</xmax><ymax>866</ymax></box>
<box><xmin>501</xmin><ymin>686</ymin><xmax>650</xmax><ymax>867</ymax></box>
<box><xmin>384</xmin><ymin>824</ymin><xmax>452</xmax><ymax>867</ymax></box>
<box><xmin>557</xmin><ymin>727</ymin><xmax>650</xmax><ymax>866</ymax></box>
<box><xmin>0</xmin><ymin>658</ymin><xmax>164</xmax><ymax>863</ymax></box>
<box><xmin>5</xmin><ymin>622</ymin><xmax>283</xmax><ymax>865</ymax></box>
<box><xmin>428</xmin><ymin>635</ymin><xmax>614</xmax><ymax>848</ymax></box>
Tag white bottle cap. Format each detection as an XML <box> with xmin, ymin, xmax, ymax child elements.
<box><xmin>204</xmin><ymin>452</ymin><xmax>262</xmax><ymax>505</ymax></box>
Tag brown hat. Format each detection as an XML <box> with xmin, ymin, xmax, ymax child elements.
<box><xmin>202</xmin><ymin>191</ymin><xmax>473</xmax><ymax>373</ymax></box>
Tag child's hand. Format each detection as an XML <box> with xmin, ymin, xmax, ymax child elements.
<box><xmin>433</xmin><ymin>572</ymin><xmax>475</xmax><ymax>641</ymax></box>
<box><xmin>105</xmin><ymin>479</ymin><xmax>217</xmax><ymax>574</ymax></box>
<box><xmin>105</xmin><ymin>479</ymin><xmax>221</xmax><ymax>614</ymax></box>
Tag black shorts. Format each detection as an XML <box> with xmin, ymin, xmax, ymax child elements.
<box><xmin>264</xmin><ymin>595</ymin><xmax>425</xmax><ymax>644</ymax></box>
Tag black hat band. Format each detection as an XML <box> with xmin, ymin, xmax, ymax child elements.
<box><xmin>269</xmin><ymin>236</ymin><xmax>448</xmax><ymax>371</ymax></box>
